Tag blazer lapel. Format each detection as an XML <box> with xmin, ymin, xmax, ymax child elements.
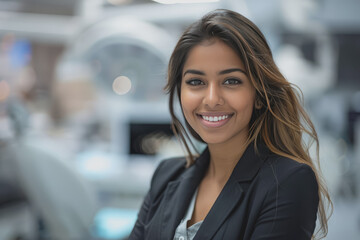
<box><xmin>194</xmin><ymin>180</ymin><xmax>244</xmax><ymax>240</ymax></box>
<box><xmin>159</xmin><ymin>149</ymin><xmax>210</xmax><ymax>240</ymax></box>
<box><xmin>193</xmin><ymin>143</ymin><xmax>268</xmax><ymax>240</ymax></box>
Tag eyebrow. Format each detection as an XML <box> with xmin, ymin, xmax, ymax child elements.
<box><xmin>183</xmin><ymin>68</ymin><xmax>246</xmax><ymax>76</ymax></box>
<box><xmin>219</xmin><ymin>68</ymin><xmax>246</xmax><ymax>75</ymax></box>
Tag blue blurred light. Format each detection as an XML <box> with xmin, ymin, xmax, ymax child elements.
<box><xmin>93</xmin><ymin>208</ymin><xmax>138</xmax><ymax>239</ymax></box>
<box><xmin>10</xmin><ymin>40</ymin><xmax>31</xmax><ymax>68</ymax></box>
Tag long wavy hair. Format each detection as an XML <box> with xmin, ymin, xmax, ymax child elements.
<box><xmin>164</xmin><ymin>9</ymin><xmax>332</xmax><ymax>239</ymax></box>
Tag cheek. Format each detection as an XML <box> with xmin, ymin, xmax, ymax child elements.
<box><xmin>246</xmin><ymin>97</ymin><xmax>256</xmax><ymax>118</ymax></box>
<box><xmin>231</xmin><ymin>92</ymin><xmax>255</xmax><ymax>116</ymax></box>
<box><xmin>180</xmin><ymin>88</ymin><xmax>198</xmax><ymax>113</ymax></box>
<box><xmin>180</xmin><ymin>89</ymin><xmax>202</xmax><ymax>126</ymax></box>
<box><xmin>181</xmin><ymin>93</ymin><xmax>192</xmax><ymax>119</ymax></box>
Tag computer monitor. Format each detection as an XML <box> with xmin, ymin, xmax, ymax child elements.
<box><xmin>129</xmin><ymin>122</ymin><xmax>174</xmax><ymax>156</ymax></box>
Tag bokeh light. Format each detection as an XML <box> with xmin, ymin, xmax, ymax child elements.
<box><xmin>112</xmin><ymin>76</ymin><xmax>132</xmax><ymax>95</ymax></box>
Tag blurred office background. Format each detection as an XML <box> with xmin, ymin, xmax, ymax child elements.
<box><xmin>0</xmin><ymin>0</ymin><xmax>359</xmax><ymax>239</ymax></box>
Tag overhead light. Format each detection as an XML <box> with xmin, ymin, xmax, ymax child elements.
<box><xmin>107</xmin><ymin>0</ymin><xmax>132</xmax><ymax>5</ymax></box>
<box><xmin>153</xmin><ymin>0</ymin><xmax>220</xmax><ymax>4</ymax></box>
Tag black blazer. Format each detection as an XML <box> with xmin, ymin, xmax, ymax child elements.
<box><xmin>129</xmin><ymin>143</ymin><xmax>319</xmax><ymax>240</ymax></box>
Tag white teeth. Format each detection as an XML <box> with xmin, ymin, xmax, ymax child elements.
<box><xmin>201</xmin><ymin>115</ymin><xmax>229</xmax><ymax>122</ymax></box>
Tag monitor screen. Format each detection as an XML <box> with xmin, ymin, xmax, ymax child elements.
<box><xmin>129</xmin><ymin>123</ymin><xmax>174</xmax><ymax>155</ymax></box>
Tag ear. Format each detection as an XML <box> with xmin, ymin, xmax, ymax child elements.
<box><xmin>255</xmin><ymin>98</ymin><xmax>263</xmax><ymax>110</ymax></box>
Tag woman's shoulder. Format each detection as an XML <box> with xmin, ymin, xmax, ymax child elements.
<box><xmin>258</xmin><ymin>153</ymin><xmax>318</xmax><ymax>190</ymax></box>
<box><xmin>148</xmin><ymin>157</ymin><xmax>187</xmax><ymax>196</ymax></box>
<box><xmin>154</xmin><ymin>157</ymin><xmax>187</xmax><ymax>179</ymax></box>
<box><xmin>270</xmin><ymin>153</ymin><xmax>315</xmax><ymax>171</ymax></box>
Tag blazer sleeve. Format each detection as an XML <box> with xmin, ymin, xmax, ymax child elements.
<box><xmin>129</xmin><ymin>157</ymin><xmax>186</xmax><ymax>239</ymax></box>
<box><xmin>129</xmin><ymin>160</ymin><xmax>167</xmax><ymax>240</ymax></box>
<box><xmin>250</xmin><ymin>164</ymin><xmax>319</xmax><ymax>240</ymax></box>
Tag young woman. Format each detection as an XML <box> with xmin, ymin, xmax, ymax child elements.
<box><xmin>130</xmin><ymin>9</ymin><xmax>331</xmax><ymax>240</ymax></box>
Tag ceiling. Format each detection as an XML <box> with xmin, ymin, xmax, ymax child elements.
<box><xmin>0</xmin><ymin>0</ymin><xmax>153</xmax><ymax>15</ymax></box>
<box><xmin>0</xmin><ymin>0</ymin><xmax>359</xmax><ymax>44</ymax></box>
<box><xmin>0</xmin><ymin>0</ymin><xmax>82</xmax><ymax>15</ymax></box>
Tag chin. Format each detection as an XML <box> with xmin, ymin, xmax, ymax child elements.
<box><xmin>199</xmin><ymin>134</ymin><xmax>229</xmax><ymax>145</ymax></box>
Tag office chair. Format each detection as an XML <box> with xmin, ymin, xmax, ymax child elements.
<box><xmin>12</xmin><ymin>140</ymin><xmax>137</xmax><ymax>240</ymax></box>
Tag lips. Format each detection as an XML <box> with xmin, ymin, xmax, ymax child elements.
<box><xmin>197</xmin><ymin>113</ymin><xmax>233</xmax><ymax>128</ymax></box>
<box><xmin>201</xmin><ymin>114</ymin><xmax>230</xmax><ymax>122</ymax></box>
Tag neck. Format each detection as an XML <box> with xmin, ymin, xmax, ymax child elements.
<box><xmin>206</xmin><ymin>133</ymin><xmax>249</xmax><ymax>185</ymax></box>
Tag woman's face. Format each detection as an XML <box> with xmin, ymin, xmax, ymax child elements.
<box><xmin>180</xmin><ymin>39</ymin><xmax>256</xmax><ymax>147</ymax></box>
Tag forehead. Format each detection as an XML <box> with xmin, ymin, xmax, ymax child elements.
<box><xmin>183</xmin><ymin>39</ymin><xmax>245</xmax><ymax>73</ymax></box>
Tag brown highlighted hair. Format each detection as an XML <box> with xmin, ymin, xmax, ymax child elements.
<box><xmin>164</xmin><ymin>9</ymin><xmax>331</xmax><ymax>239</ymax></box>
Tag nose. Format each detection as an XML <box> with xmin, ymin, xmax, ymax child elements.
<box><xmin>203</xmin><ymin>83</ymin><xmax>224</xmax><ymax>108</ymax></box>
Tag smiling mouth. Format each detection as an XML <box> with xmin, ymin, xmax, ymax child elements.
<box><xmin>198</xmin><ymin>113</ymin><xmax>233</xmax><ymax>122</ymax></box>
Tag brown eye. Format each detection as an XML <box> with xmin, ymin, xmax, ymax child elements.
<box><xmin>224</xmin><ymin>78</ymin><xmax>242</xmax><ymax>85</ymax></box>
<box><xmin>185</xmin><ymin>79</ymin><xmax>205</xmax><ymax>86</ymax></box>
